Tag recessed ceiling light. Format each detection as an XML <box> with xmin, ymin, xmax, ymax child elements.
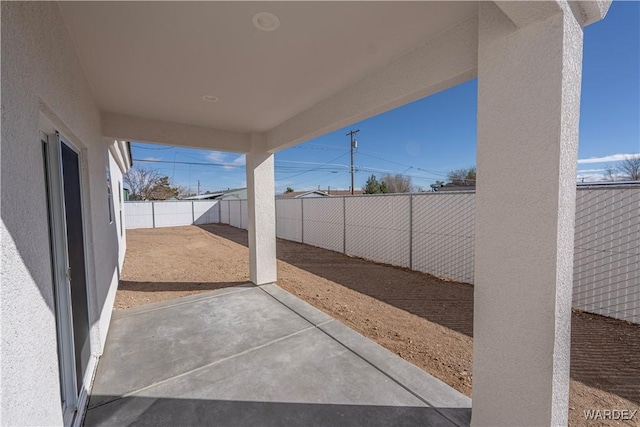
<box><xmin>202</xmin><ymin>95</ymin><xmax>219</xmax><ymax>103</ymax></box>
<box><xmin>252</xmin><ymin>12</ymin><xmax>280</xmax><ymax>32</ymax></box>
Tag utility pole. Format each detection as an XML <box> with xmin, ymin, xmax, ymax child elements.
<box><xmin>346</xmin><ymin>129</ymin><xmax>360</xmax><ymax>195</ymax></box>
<box><xmin>197</xmin><ymin>180</ymin><xmax>200</xmax><ymax>196</ymax></box>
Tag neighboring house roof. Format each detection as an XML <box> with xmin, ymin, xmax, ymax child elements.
<box><xmin>219</xmin><ymin>188</ymin><xmax>247</xmax><ymax>200</ymax></box>
<box><xmin>281</xmin><ymin>190</ymin><xmax>330</xmax><ymax>198</ymax></box>
<box><xmin>278</xmin><ymin>189</ymin><xmax>364</xmax><ymax>198</ymax></box>
<box><xmin>184</xmin><ymin>187</ymin><xmax>247</xmax><ymax>200</ymax></box>
<box><xmin>326</xmin><ymin>190</ymin><xmax>365</xmax><ymax>196</ymax></box>
<box><xmin>437</xmin><ymin>185</ymin><xmax>476</xmax><ymax>192</ymax></box>
<box><xmin>185</xmin><ymin>193</ymin><xmax>224</xmax><ymax>200</ymax></box>
<box><xmin>296</xmin><ymin>191</ymin><xmax>330</xmax><ymax>198</ymax></box>
<box><xmin>278</xmin><ymin>191</ymin><xmax>319</xmax><ymax>199</ymax></box>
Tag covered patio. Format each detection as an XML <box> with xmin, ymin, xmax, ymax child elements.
<box><xmin>1</xmin><ymin>1</ymin><xmax>614</xmax><ymax>425</ymax></box>
<box><xmin>69</xmin><ymin>1</ymin><xmax>609</xmax><ymax>424</ymax></box>
<box><xmin>85</xmin><ymin>284</ymin><xmax>470</xmax><ymax>426</ymax></box>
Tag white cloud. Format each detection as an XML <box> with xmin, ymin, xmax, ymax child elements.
<box><xmin>577</xmin><ymin>153</ymin><xmax>639</xmax><ymax>164</ymax></box>
<box><xmin>223</xmin><ymin>154</ymin><xmax>245</xmax><ymax>170</ymax></box>
<box><xmin>231</xmin><ymin>155</ymin><xmax>245</xmax><ymax>166</ymax></box>
<box><xmin>141</xmin><ymin>157</ymin><xmax>161</xmax><ymax>161</ymax></box>
<box><xmin>576</xmin><ymin>168</ymin><xmax>605</xmax><ymax>173</ymax></box>
<box><xmin>207</xmin><ymin>151</ymin><xmax>227</xmax><ymax>162</ymax></box>
<box><xmin>205</xmin><ymin>152</ymin><xmax>245</xmax><ymax>170</ymax></box>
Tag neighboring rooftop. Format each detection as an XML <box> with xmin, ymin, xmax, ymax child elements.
<box><xmin>219</xmin><ymin>188</ymin><xmax>248</xmax><ymax>200</ymax></box>
<box><xmin>278</xmin><ymin>190</ymin><xmax>365</xmax><ymax>198</ymax></box>
<box><xmin>184</xmin><ymin>193</ymin><xmax>224</xmax><ymax>200</ymax></box>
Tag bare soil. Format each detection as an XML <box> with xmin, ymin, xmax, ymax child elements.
<box><xmin>117</xmin><ymin>224</ymin><xmax>640</xmax><ymax>426</ymax></box>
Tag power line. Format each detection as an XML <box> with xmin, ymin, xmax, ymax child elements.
<box><xmin>136</xmin><ymin>157</ymin><xmax>348</xmax><ymax>171</ymax></box>
<box><xmin>356</xmin><ymin>151</ymin><xmax>464</xmax><ymax>180</ymax></box>
<box><xmin>304</xmin><ymin>142</ymin><xmax>347</xmax><ymax>149</ymax></box>
<box><xmin>133</xmin><ymin>140</ymin><xmax>468</xmax><ymax>182</ymax></box>
<box><xmin>353</xmin><ymin>165</ymin><xmax>447</xmax><ymax>184</ymax></box>
<box><xmin>276</xmin><ymin>159</ymin><xmax>350</xmax><ymax>167</ymax></box>
<box><xmin>276</xmin><ymin>152</ymin><xmax>350</xmax><ymax>180</ymax></box>
<box><xmin>284</xmin><ymin>169</ymin><xmax>346</xmax><ymax>189</ymax></box>
<box><xmin>293</xmin><ymin>142</ymin><xmax>469</xmax><ymax>181</ymax></box>
<box><xmin>135</xmin><ymin>158</ymin><xmax>351</xmax><ymax>176</ymax></box>
<box><xmin>135</xmin><ymin>158</ymin><xmax>430</xmax><ymax>181</ymax></box>
<box><xmin>293</xmin><ymin>145</ymin><xmax>347</xmax><ymax>152</ymax></box>
<box><xmin>134</xmin><ymin>155</ymin><xmax>461</xmax><ymax>187</ymax></box>
<box><xmin>277</xmin><ymin>168</ymin><xmax>358</xmax><ymax>194</ymax></box>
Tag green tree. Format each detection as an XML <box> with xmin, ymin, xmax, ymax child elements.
<box><xmin>285</xmin><ymin>187</ymin><xmax>294</xmax><ymax>193</ymax></box>
<box><xmin>364</xmin><ymin>175</ymin><xmax>382</xmax><ymax>194</ymax></box>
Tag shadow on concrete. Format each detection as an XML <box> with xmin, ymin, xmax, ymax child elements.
<box><xmin>196</xmin><ymin>224</ymin><xmax>640</xmax><ymax>406</ymax></box>
<box><xmin>118</xmin><ymin>280</ymin><xmax>248</xmax><ymax>293</ymax></box>
<box><xmin>85</xmin><ymin>396</ymin><xmax>471</xmax><ymax>427</ymax></box>
<box><xmin>197</xmin><ymin>224</ymin><xmax>474</xmax><ymax>338</ymax></box>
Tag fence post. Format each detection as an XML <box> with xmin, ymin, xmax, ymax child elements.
<box><xmin>151</xmin><ymin>201</ymin><xmax>156</xmax><ymax>228</ymax></box>
<box><xmin>218</xmin><ymin>200</ymin><xmax>222</xmax><ymax>224</ymax></box>
<box><xmin>343</xmin><ymin>196</ymin><xmax>347</xmax><ymax>254</ymax></box>
<box><xmin>409</xmin><ymin>193</ymin><xmax>413</xmax><ymax>270</ymax></box>
<box><xmin>228</xmin><ymin>200</ymin><xmax>231</xmax><ymax>224</ymax></box>
<box><xmin>191</xmin><ymin>201</ymin><xmax>195</xmax><ymax>224</ymax></box>
<box><xmin>301</xmin><ymin>198</ymin><xmax>305</xmax><ymax>244</ymax></box>
<box><xmin>239</xmin><ymin>199</ymin><xmax>243</xmax><ymax>229</ymax></box>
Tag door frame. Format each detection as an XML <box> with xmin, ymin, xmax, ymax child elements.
<box><xmin>41</xmin><ymin>123</ymin><xmax>91</xmax><ymax>426</ymax></box>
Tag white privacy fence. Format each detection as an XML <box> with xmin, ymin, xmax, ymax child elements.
<box><xmin>276</xmin><ymin>193</ymin><xmax>476</xmax><ymax>282</ymax></box>
<box><xmin>125</xmin><ymin>200</ymin><xmax>220</xmax><ymax>229</ymax></box>
<box><xmin>573</xmin><ymin>188</ymin><xmax>640</xmax><ymax>323</ymax></box>
<box><xmin>275</xmin><ymin>189</ymin><xmax>639</xmax><ymax>324</ymax></box>
<box><xmin>124</xmin><ymin>188</ymin><xmax>639</xmax><ymax>323</ymax></box>
<box><xmin>218</xmin><ymin>199</ymin><xmax>248</xmax><ymax>230</ymax></box>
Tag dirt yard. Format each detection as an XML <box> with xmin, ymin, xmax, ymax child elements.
<box><xmin>117</xmin><ymin>224</ymin><xmax>640</xmax><ymax>426</ymax></box>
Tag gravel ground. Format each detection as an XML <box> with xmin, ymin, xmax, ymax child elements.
<box><xmin>117</xmin><ymin>224</ymin><xmax>640</xmax><ymax>426</ymax></box>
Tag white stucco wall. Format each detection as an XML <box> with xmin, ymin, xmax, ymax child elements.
<box><xmin>1</xmin><ymin>3</ymin><xmax>124</xmax><ymax>424</ymax></box>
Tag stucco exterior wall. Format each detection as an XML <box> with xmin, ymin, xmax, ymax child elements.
<box><xmin>108</xmin><ymin>148</ymin><xmax>127</xmax><ymax>270</ymax></box>
<box><xmin>1</xmin><ymin>2</ymin><xmax>123</xmax><ymax>424</ymax></box>
<box><xmin>100</xmin><ymin>149</ymin><xmax>127</xmax><ymax>347</ymax></box>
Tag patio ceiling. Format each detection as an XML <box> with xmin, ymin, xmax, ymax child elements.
<box><xmin>59</xmin><ymin>1</ymin><xmax>478</xmax><ymax>151</ymax></box>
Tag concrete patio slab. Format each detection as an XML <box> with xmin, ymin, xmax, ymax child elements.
<box><xmin>85</xmin><ymin>284</ymin><xmax>471</xmax><ymax>426</ymax></box>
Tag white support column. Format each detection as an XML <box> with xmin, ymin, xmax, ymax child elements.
<box><xmin>473</xmin><ymin>2</ymin><xmax>583</xmax><ymax>426</ymax></box>
<box><xmin>246</xmin><ymin>133</ymin><xmax>277</xmax><ymax>285</ymax></box>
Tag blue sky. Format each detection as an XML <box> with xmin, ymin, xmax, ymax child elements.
<box><xmin>132</xmin><ymin>1</ymin><xmax>639</xmax><ymax>194</ymax></box>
